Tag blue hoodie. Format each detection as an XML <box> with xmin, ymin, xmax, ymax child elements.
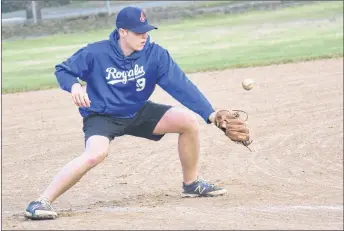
<box><xmin>55</xmin><ymin>30</ymin><xmax>215</xmax><ymax>123</ymax></box>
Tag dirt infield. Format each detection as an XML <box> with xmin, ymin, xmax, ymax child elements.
<box><xmin>2</xmin><ymin>59</ymin><xmax>343</xmax><ymax>230</ymax></box>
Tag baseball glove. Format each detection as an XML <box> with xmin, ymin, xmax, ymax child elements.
<box><xmin>214</xmin><ymin>109</ymin><xmax>253</xmax><ymax>151</ymax></box>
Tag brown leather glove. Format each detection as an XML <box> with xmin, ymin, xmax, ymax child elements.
<box><xmin>214</xmin><ymin>109</ymin><xmax>253</xmax><ymax>151</ymax></box>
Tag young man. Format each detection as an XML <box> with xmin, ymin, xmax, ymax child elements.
<box><xmin>24</xmin><ymin>6</ymin><xmax>231</xmax><ymax>220</ymax></box>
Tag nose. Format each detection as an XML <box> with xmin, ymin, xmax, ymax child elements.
<box><xmin>142</xmin><ymin>32</ymin><xmax>148</xmax><ymax>39</ymax></box>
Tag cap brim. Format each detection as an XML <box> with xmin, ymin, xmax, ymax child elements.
<box><xmin>130</xmin><ymin>24</ymin><xmax>158</xmax><ymax>33</ymax></box>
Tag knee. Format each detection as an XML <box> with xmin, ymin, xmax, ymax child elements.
<box><xmin>182</xmin><ymin>112</ymin><xmax>200</xmax><ymax>134</ymax></box>
<box><xmin>84</xmin><ymin>149</ymin><xmax>109</xmax><ymax>167</ymax></box>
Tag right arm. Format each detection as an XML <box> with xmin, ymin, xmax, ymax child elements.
<box><xmin>54</xmin><ymin>46</ymin><xmax>93</xmax><ymax>107</ymax></box>
<box><xmin>54</xmin><ymin>46</ymin><xmax>93</xmax><ymax>93</ymax></box>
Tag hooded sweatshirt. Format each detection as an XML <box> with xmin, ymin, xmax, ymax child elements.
<box><xmin>55</xmin><ymin>29</ymin><xmax>215</xmax><ymax>123</ymax></box>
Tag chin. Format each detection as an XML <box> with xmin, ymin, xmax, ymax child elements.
<box><xmin>135</xmin><ymin>46</ymin><xmax>144</xmax><ymax>51</ymax></box>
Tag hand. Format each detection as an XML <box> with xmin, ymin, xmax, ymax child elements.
<box><xmin>208</xmin><ymin>111</ymin><xmax>216</xmax><ymax>124</ymax></box>
<box><xmin>208</xmin><ymin>110</ymin><xmax>223</xmax><ymax>125</ymax></box>
<box><xmin>71</xmin><ymin>83</ymin><xmax>91</xmax><ymax>108</ymax></box>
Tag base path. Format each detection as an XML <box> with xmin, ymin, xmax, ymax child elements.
<box><xmin>2</xmin><ymin>58</ymin><xmax>343</xmax><ymax>230</ymax></box>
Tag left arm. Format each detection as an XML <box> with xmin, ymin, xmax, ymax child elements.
<box><xmin>157</xmin><ymin>49</ymin><xmax>215</xmax><ymax>123</ymax></box>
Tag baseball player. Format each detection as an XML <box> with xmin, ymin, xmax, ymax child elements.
<box><xmin>25</xmin><ymin>6</ymin><xmax>250</xmax><ymax>220</ymax></box>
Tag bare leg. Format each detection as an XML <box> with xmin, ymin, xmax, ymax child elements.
<box><xmin>40</xmin><ymin>135</ymin><xmax>110</xmax><ymax>202</ymax></box>
<box><xmin>153</xmin><ymin>107</ymin><xmax>200</xmax><ymax>184</ymax></box>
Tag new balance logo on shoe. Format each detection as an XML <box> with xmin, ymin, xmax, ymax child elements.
<box><xmin>25</xmin><ymin>198</ymin><xmax>57</xmax><ymax>220</ymax></box>
<box><xmin>181</xmin><ymin>178</ymin><xmax>227</xmax><ymax>198</ymax></box>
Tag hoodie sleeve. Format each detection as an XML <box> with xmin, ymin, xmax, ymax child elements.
<box><xmin>54</xmin><ymin>46</ymin><xmax>93</xmax><ymax>93</ymax></box>
<box><xmin>157</xmin><ymin>49</ymin><xmax>215</xmax><ymax>123</ymax></box>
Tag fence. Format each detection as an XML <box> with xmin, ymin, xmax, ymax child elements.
<box><xmin>2</xmin><ymin>1</ymin><xmax>191</xmax><ymax>25</ymax></box>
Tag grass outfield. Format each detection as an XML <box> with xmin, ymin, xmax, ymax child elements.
<box><xmin>2</xmin><ymin>1</ymin><xmax>343</xmax><ymax>93</ymax></box>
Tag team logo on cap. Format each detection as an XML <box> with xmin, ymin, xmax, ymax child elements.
<box><xmin>140</xmin><ymin>11</ymin><xmax>146</xmax><ymax>22</ymax></box>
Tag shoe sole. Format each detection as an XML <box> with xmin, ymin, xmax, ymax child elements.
<box><xmin>25</xmin><ymin>211</ymin><xmax>57</xmax><ymax>220</ymax></box>
<box><xmin>181</xmin><ymin>188</ymin><xmax>227</xmax><ymax>198</ymax></box>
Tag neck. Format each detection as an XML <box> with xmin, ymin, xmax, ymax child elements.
<box><xmin>118</xmin><ymin>38</ymin><xmax>134</xmax><ymax>57</ymax></box>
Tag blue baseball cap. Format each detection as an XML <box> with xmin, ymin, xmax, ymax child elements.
<box><xmin>116</xmin><ymin>6</ymin><xmax>157</xmax><ymax>33</ymax></box>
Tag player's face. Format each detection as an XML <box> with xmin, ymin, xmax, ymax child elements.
<box><xmin>122</xmin><ymin>29</ymin><xmax>148</xmax><ymax>51</ymax></box>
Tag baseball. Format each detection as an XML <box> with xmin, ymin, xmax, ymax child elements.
<box><xmin>242</xmin><ymin>78</ymin><xmax>255</xmax><ymax>91</ymax></box>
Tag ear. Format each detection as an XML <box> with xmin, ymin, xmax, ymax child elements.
<box><xmin>119</xmin><ymin>28</ymin><xmax>127</xmax><ymax>37</ymax></box>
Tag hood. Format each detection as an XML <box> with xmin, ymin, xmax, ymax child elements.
<box><xmin>109</xmin><ymin>29</ymin><xmax>151</xmax><ymax>61</ymax></box>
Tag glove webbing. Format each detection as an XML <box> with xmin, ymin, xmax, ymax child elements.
<box><xmin>227</xmin><ymin>110</ymin><xmax>253</xmax><ymax>152</ymax></box>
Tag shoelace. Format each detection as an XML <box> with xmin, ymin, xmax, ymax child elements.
<box><xmin>37</xmin><ymin>197</ymin><xmax>54</xmax><ymax>211</ymax></box>
<box><xmin>196</xmin><ymin>178</ymin><xmax>215</xmax><ymax>188</ymax></box>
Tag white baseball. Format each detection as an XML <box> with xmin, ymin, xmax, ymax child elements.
<box><xmin>242</xmin><ymin>78</ymin><xmax>255</xmax><ymax>91</ymax></box>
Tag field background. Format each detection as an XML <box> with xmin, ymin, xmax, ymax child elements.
<box><xmin>2</xmin><ymin>1</ymin><xmax>343</xmax><ymax>93</ymax></box>
<box><xmin>2</xmin><ymin>1</ymin><xmax>343</xmax><ymax>230</ymax></box>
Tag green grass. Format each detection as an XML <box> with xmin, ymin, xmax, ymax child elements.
<box><xmin>164</xmin><ymin>1</ymin><xmax>344</xmax><ymax>30</ymax></box>
<box><xmin>2</xmin><ymin>1</ymin><xmax>343</xmax><ymax>93</ymax></box>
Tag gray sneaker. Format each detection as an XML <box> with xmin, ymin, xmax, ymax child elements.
<box><xmin>25</xmin><ymin>198</ymin><xmax>57</xmax><ymax>220</ymax></box>
<box><xmin>181</xmin><ymin>178</ymin><xmax>227</xmax><ymax>198</ymax></box>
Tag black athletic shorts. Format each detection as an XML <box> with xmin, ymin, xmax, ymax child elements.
<box><xmin>82</xmin><ymin>100</ymin><xmax>172</xmax><ymax>143</ymax></box>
